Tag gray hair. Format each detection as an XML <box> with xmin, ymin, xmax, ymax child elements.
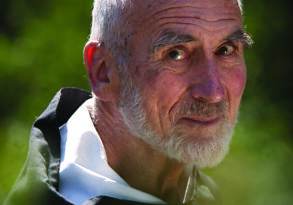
<box><xmin>90</xmin><ymin>0</ymin><xmax>132</xmax><ymax>64</ymax></box>
<box><xmin>90</xmin><ymin>0</ymin><xmax>129</xmax><ymax>42</ymax></box>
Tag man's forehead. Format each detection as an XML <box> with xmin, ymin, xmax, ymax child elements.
<box><xmin>131</xmin><ymin>0</ymin><xmax>241</xmax><ymax>13</ymax></box>
<box><xmin>126</xmin><ymin>0</ymin><xmax>242</xmax><ymax>33</ymax></box>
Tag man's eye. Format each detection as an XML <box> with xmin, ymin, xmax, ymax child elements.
<box><xmin>167</xmin><ymin>48</ymin><xmax>187</xmax><ymax>61</ymax></box>
<box><xmin>215</xmin><ymin>44</ymin><xmax>236</xmax><ymax>56</ymax></box>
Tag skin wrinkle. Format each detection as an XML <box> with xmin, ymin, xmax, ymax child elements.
<box><xmin>223</xmin><ymin>73</ymin><xmax>241</xmax><ymax>123</ymax></box>
<box><xmin>131</xmin><ymin>8</ymin><xmax>243</xmax><ymax>55</ymax></box>
<box><xmin>152</xmin><ymin>17</ymin><xmax>239</xmax><ymax>28</ymax></box>
<box><xmin>157</xmin><ymin>95</ymin><xmax>167</xmax><ymax>138</ymax></box>
<box><xmin>168</xmin><ymin>92</ymin><xmax>186</xmax><ymax>127</ymax></box>
<box><xmin>129</xmin><ymin>3</ymin><xmax>243</xmax><ymax>44</ymax></box>
<box><xmin>147</xmin><ymin>20</ymin><xmax>239</xmax><ymax>37</ymax></box>
<box><xmin>169</xmin><ymin>90</ymin><xmax>228</xmax><ymax>126</ymax></box>
<box><xmin>154</xmin><ymin>16</ymin><xmax>238</xmax><ymax>23</ymax></box>
<box><xmin>142</xmin><ymin>4</ymin><xmax>240</xmax><ymax>22</ymax></box>
<box><xmin>148</xmin><ymin>22</ymin><xmax>240</xmax><ymax>41</ymax></box>
<box><xmin>161</xmin><ymin>74</ymin><xmax>185</xmax><ymax>138</ymax></box>
<box><xmin>142</xmin><ymin>73</ymin><xmax>167</xmax><ymax>137</ymax></box>
<box><xmin>141</xmin><ymin>5</ymin><xmax>241</xmax><ymax>27</ymax></box>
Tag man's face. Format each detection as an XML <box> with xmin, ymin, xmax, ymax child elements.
<box><xmin>118</xmin><ymin>0</ymin><xmax>247</xmax><ymax>168</ymax></box>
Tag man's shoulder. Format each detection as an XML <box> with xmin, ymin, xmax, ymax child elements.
<box><xmin>4</xmin><ymin>88</ymin><xmax>89</xmax><ymax>205</ymax></box>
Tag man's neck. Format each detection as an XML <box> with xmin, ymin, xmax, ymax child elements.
<box><xmin>89</xmin><ymin>101</ymin><xmax>191</xmax><ymax>204</ymax></box>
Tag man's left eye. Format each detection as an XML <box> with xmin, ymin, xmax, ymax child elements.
<box><xmin>167</xmin><ymin>48</ymin><xmax>187</xmax><ymax>61</ymax></box>
<box><xmin>215</xmin><ymin>44</ymin><xmax>236</xmax><ymax>56</ymax></box>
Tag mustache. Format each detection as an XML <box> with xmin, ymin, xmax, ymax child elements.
<box><xmin>175</xmin><ymin>100</ymin><xmax>228</xmax><ymax>120</ymax></box>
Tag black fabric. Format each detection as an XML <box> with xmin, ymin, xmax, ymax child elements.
<box><xmin>4</xmin><ymin>88</ymin><xmax>158</xmax><ymax>205</ymax></box>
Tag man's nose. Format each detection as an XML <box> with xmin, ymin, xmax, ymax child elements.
<box><xmin>190</xmin><ymin>65</ymin><xmax>225</xmax><ymax>104</ymax></box>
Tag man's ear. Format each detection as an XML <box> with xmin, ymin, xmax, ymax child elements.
<box><xmin>84</xmin><ymin>41</ymin><xmax>117</xmax><ymax>102</ymax></box>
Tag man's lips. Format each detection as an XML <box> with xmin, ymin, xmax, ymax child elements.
<box><xmin>178</xmin><ymin>116</ymin><xmax>221</xmax><ymax>126</ymax></box>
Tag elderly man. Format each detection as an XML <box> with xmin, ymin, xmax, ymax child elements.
<box><xmin>5</xmin><ymin>0</ymin><xmax>252</xmax><ymax>204</ymax></box>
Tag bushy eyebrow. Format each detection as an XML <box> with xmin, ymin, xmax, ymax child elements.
<box><xmin>151</xmin><ymin>29</ymin><xmax>254</xmax><ymax>54</ymax></box>
<box><xmin>151</xmin><ymin>31</ymin><xmax>197</xmax><ymax>53</ymax></box>
<box><xmin>224</xmin><ymin>29</ymin><xmax>254</xmax><ymax>48</ymax></box>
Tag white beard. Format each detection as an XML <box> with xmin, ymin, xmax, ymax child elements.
<box><xmin>118</xmin><ymin>72</ymin><xmax>236</xmax><ymax>168</ymax></box>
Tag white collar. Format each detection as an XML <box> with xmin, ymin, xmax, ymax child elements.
<box><xmin>59</xmin><ymin>99</ymin><xmax>166</xmax><ymax>205</ymax></box>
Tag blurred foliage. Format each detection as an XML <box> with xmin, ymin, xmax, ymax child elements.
<box><xmin>0</xmin><ymin>0</ymin><xmax>292</xmax><ymax>204</ymax></box>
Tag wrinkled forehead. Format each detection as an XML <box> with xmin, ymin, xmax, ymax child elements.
<box><xmin>133</xmin><ymin>0</ymin><xmax>241</xmax><ymax>10</ymax></box>
<box><xmin>126</xmin><ymin>0</ymin><xmax>242</xmax><ymax>25</ymax></box>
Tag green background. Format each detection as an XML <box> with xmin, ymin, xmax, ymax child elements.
<box><xmin>0</xmin><ymin>0</ymin><xmax>292</xmax><ymax>204</ymax></box>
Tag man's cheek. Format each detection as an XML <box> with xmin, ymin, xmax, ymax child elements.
<box><xmin>225</xmin><ymin>68</ymin><xmax>247</xmax><ymax>99</ymax></box>
<box><xmin>222</xmin><ymin>68</ymin><xmax>246</xmax><ymax>121</ymax></box>
<box><xmin>145</xmin><ymin>71</ymin><xmax>185</xmax><ymax>104</ymax></box>
<box><xmin>234</xmin><ymin>69</ymin><xmax>246</xmax><ymax>98</ymax></box>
